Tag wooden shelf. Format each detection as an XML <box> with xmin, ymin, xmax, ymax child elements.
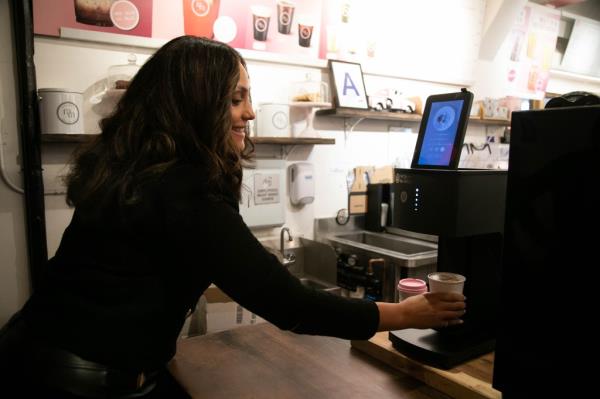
<box><xmin>41</xmin><ymin>134</ymin><xmax>335</xmax><ymax>146</ymax></box>
<box><xmin>41</xmin><ymin>133</ymin><xmax>96</xmax><ymax>143</ymax></box>
<box><xmin>315</xmin><ymin>108</ymin><xmax>510</xmax><ymax>126</ymax></box>
<box><xmin>316</xmin><ymin>108</ymin><xmax>423</xmax><ymax>122</ymax></box>
<box><xmin>252</xmin><ymin>137</ymin><xmax>334</xmax><ymax>145</ymax></box>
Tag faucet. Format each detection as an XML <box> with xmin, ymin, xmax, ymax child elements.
<box><xmin>279</xmin><ymin>227</ymin><xmax>296</xmax><ymax>267</ymax></box>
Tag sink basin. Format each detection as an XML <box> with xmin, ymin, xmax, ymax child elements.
<box><xmin>299</xmin><ymin>277</ymin><xmax>340</xmax><ymax>294</ymax></box>
<box><xmin>334</xmin><ymin>232</ymin><xmax>435</xmax><ymax>255</ymax></box>
<box><xmin>299</xmin><ymin>277</ymin><xmax>329</xmax><ymax>290</ymax></box>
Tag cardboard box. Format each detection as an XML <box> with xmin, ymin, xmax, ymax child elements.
<box><xmin>348</xmin><ymin>165</ymin><xmax>393</xmax><ymax>214</ymax></box>
<box><xmin>204</xmin><ymin>285</ymin><xmax>265</xmax><ymax>334</ymax></box>
<box><xmin>206</xmin><ymin>302</ymin><xmax>265</xmax><ymax>334</ymax></box>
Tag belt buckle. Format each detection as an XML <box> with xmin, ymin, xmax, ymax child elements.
<box><xmin>136</xmin><ymin>372</ymin><xmax>146</xmax><ymax>389</ymax></box>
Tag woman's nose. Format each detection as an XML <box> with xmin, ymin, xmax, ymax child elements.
<box><xmin>244</xmin><ymin>104</ymin><xmax>256</xmax><ymax>121</ymax></box>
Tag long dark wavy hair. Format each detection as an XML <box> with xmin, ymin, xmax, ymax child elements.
<box><xmin>66</xmin><ymin>36</ymin><xmax>254</xmax><ymax>210</ymax></box>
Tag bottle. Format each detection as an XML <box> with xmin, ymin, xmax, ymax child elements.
<box><xmin>341</xmin><ymin>0</ymin><xmax>351</xmax><ymax>23</ymax></box>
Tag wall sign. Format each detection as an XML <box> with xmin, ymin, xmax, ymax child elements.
<box><xmin>504</xmin><ymin>3</ymin><xmax>560</xmax><ymax>99</ymax></box>
<box><xmin>33</xmin><ymin>0</ymin><xmax>153</xmax><ymax>37</ymax></box>
<box><xmin>328</xmin><ymin>60</ymin><xmax>368</xmax><ymax>109</ymax></box>
<box><xmin>254</xmin><ymin>174</ymin><xmax>280</xmax><ymax>205</ymax></box>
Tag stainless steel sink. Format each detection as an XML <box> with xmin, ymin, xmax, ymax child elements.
<box><xmin>299</xmin><ymin>277</ymin><xmax>340</xmax><ymax>294</ymax></box>
<box><xmin>335</xmin><ymin>232</ymin><xmax>434</xmax><ymax>254</ymax></box>
<box><xmin>299</xmin><ymin>277</ymin><xmax>328</xmax><ymax>290</ymax></box>
<box><xmin>327</xmin><ymin>231</ymin><xmax>437</xmax><ymax>268</ymax></box>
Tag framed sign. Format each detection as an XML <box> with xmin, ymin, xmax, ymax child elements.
<box><xmin>328</xmin><ymin>60</ymin><xmax>368</xmax><ymax>109</ymax></box>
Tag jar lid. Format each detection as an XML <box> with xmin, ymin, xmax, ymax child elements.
<box><xmin>107</xmin><ymin>53</ymin><xmax>141</xmax><ymax>89</ymax></box>
<box><xmin>397</xmin><ymin>278</ymin><xmax>427</xmax><ymax>292</ymax></box>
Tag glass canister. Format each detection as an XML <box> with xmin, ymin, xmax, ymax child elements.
<box><xmin>107</xmin><ymin>53</ymin><xmax>140</xmax><ymax>90</ymax></box>
<box><xmin>290</xmin><ymin>73</ymin><xmax>329</xmax><ymax>104</ymax></box>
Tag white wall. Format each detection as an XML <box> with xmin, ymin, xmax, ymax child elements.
<box><xmin>0</xmin><ymin>2</ymin><xmax>31</xmax><ymax>325</ymax></box>
<box><xmin>33</xmin><ymin>36</ymin><xmax>479</xmax><ymax>249</ymax></box>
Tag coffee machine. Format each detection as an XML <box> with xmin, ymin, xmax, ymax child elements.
<box><xmin>385</xmin><ymin>89</ymin><xmax>507</xmax><ymax>368</ymax></box>
<box><xmin>388</xmin><ymin>168</ymin><xmax>506</xmax><ymax>369</ymax></box>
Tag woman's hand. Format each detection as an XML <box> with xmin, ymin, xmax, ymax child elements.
<box><xmin>376</xmin><ymin>292</ymin><xmax>466</xmax><ymax>331</ymax></box>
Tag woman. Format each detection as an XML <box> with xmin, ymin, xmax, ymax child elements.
<box><xmin>0</xmin><ymin>36</ymin><xmax>465</xmax><ymax>398</ymax></box>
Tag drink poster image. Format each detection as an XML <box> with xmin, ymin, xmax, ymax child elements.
<box><xmin>215</xmin><ymin>0</ymin><xmax>322</xmax><ymax>57</ymax></box>
<box><xmin>505</xmin><ymin>3</ymin><xmax>560</xmax><ymax>100</ymax></box>
<box><xmin>318</xmin><ymin>0</ymin><xmax>380</xmax><ymax>62</ymax></box>
<box><xmin>182</xmin><ymin>0</ymin><xmax>221</xmax><ymax>39</ymax></box>
<box><xmin>33</xmin><ymin>0</ymin><xmax>153</xmax><ymax>37</ymax></box>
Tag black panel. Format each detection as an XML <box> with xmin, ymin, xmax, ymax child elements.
<box><xmin>493</xmin><ymin>105</ymin><xmax>600</xmax><ymax>396</ymax></box>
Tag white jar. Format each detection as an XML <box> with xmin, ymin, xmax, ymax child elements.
<box><xmin>256</xmin><ymin>103</ymin><xmax>290</xmax><ymax>137</ymax></box>
<box><xmin>38</xmin><ymin>88</ymin><xmax>84</xmax><ymax>134</ymax></box>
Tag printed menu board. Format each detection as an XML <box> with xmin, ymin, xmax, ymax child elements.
<box><xmin>33</xmin><ymin>0</ymin><xmax>489</xmax><ymax>86</ymax></box>
<box><xmin>33</xmin><ymin>0</ymin><xmax>153</xmax><ymax>37</ymax></box>
<box><xmin>318</xmin><ymin>0</ymin><xmax>486</xmax><ymax>85</ymax></box>
<box><xmin>504</xmin><ymin>3</ymin><xmax>560</xmax><ymax>99</ymax></box>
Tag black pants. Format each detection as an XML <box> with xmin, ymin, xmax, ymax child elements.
<box><xmin>0</xmin><ymin>313</ymin><xmax>190</xmax><ymax>399</ymax></box>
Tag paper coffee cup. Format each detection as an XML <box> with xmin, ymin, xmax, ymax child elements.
<box><xmin>427</xmin><ymin>272</ymin><xmax>466</xmax><ymax>294</ymax></box>
<box><xmin>397</xmin><ymin>278</ymin><xmax>427</xmax><ymax>301</ymax></box>
<box><xmin>251</xmin><ymin>5</ymin><xmax>272</xmax><ymax>42</ymax></box>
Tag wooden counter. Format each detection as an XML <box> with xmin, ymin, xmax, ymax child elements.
<box><xmin>169</xmin><ymin>323</ymin><xmax>453</xmax><ymax>398</ymax></box>
<box><xmin>351</xmin><ymin>333</ymin><xmax>500</xmax><ymax>399</ymax></box>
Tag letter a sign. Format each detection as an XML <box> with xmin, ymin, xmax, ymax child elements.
<box><xmin>343</xmin><ymin>73</ymin><xmax>360</xmax><ymax>96</ymax></box>
<box><xmin>330</xmin><ymin>61</ymin><xmax>368</xmax><ymax>109</ymax></box>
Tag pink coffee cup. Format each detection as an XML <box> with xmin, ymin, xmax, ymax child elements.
<box><xmin>397</xmin><ymin>278</ymin><xmax>427</xmax><ymax>301</ymax></box>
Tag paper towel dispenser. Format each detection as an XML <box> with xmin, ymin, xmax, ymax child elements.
<box><xmin>288</xmin><ymin>163</ymin><xmax>314</xmax><ymax>206</ymax></box>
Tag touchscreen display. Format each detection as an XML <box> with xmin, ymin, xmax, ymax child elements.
<box><xmin>416</xmin><ymin>99</ymin><xmax>464</xmax><ymax>167</ymax></box>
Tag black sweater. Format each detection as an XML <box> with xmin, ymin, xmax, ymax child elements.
<box><xmin>21</xmin><ymin>164</ymin><xmax>379</xmax><ymax>371</ymax></box>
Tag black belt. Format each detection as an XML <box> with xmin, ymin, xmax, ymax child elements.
<box><xmin>32</xmin><ymin>344</ymin><xmax>161</xmax><ymax>398</ymax></box>
<box><xmin>4</xmin><ymin>314</ymin><xmax>160</xmax><ymax>398</ymax></box>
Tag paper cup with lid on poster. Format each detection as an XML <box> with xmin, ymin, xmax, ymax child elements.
<box><xmin>183</xmin><ymin>0</ymin><xmax>221</xmax><ymax>38</ymax></box>
<box><xmin>38</xmin><ymin>89</ymin><xmax>84</xmax><ymax>135</ymax></box>
<box><xmin>277</xmin><ymin>0</ymin><xmax>295</xmax><ymax>34</ymax></box>
<box><xmin>297</xmin><ymin>15</ymin><xmax>314</xmax><ymax>48</ymax></box>
<box><xmin>251</xmin><ymin>5</ymin><xmax>272</xmax><ymax>46</ymax></box>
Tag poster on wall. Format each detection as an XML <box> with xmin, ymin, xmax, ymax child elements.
<box><xmin>318</xmin><ymin>0</ymin><xmax>378</xmax><ymax>62</ymax></box>
<box><xmin>33</xmin><ymin>0</ymin><xmax>324</xmax><ymax>60</ymax></box>
<box><xmin>33</xmin><ymin>0</ymin><xmax>153</xmax><ymax>37</ymax></box>
<box><xmin>316</xmin><ymin>0</ymin><xmax>484</xmax><ymax>85</ymax></box>
<box><xmin>505</xmin><ymin>3</ymin><xmax>560</xmax><ymax>100</ymax></box>
<box><xmin>207</xmin><ymin>0</ymin><xmax>322</xmax><ymax>58</ymax></box>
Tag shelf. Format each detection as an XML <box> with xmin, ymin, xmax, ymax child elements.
<box><xmin>315</xmin><ymin>108</ymin><xmax>510</xmax><ymax>126</ymax></box>
<box><xmin>288</xmin><ymin>101</ymin><xmax>332</xmax><ymax>108</ymax></box>
<box><xmin>471</xmin><ymin>118</ymin><xmax>511</xmax><ymax>126</ymax></box>
<box><xmin>316</xmin><ymin>108</ymin><xmax>423</xmax><ymax>122</ymax></box>
<box><xmin>42</xmin><ymin>133</ymin><xmax>96</xmax><ymax>143</ymax></box>
<box><xmin>252</xmin><ymin>137</ymin><xmax>335</xmax><ymax>145</ymax></box>
<box><xmin>41</xmin><ymin>134</ymin><xmax>335</xmax><ymax>146</ymax></box>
